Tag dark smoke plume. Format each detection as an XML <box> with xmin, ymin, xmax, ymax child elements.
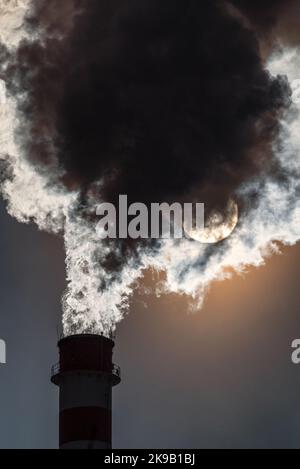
<box><xmin>7</xmin><ymin>0</ymin><xmax>289</xmax><ymax>212</ymax></box>
<box><xmin>1</xmin><ymin>0</ymin><xmax>299</xmax><ymax>334</ymax></box>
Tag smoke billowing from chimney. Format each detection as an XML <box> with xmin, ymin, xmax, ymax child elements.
<box><xmin>0</xmin><ymin>1</ymin><xmax>299</xmax><ymax>335</ymax></box>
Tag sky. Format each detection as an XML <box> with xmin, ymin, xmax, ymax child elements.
<box><xmin>1</xmin><ymin>0</ymin><xmax>300</xmax><ymax>449</ymax></box>
<box><xmin>2</xmin><ymin>0</ymin><xmax>300</xmax><ymax>340</ymax></box>
<box><xmin>1</xmin><ymin>199</ymin><xmax>300</xmax><ymax>449</ymax></box>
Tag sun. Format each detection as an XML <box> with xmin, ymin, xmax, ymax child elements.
<box><xmin>184</xmin><ymin>199</ymin><xmax>238</xmax><ymax>244</ymax></box>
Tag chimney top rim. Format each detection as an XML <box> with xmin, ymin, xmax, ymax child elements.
<box><xmin>57</xmin><ymin>333</ymin><xmax>115</xmax><ymax>347</ymax></box>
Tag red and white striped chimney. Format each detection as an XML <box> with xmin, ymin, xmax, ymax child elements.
<box><xmin>51</xmin><ymin>334</ymin><xmax>120</xmax><ymax>449</ymax></box>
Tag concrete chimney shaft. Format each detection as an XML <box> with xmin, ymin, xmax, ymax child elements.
<box><xmin>51</xmin><ymin>334</ymin><xmax>121</xmax><ymax>449</ymax></box>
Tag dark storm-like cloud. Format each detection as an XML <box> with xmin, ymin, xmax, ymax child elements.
<box><xmin>230</xmin><ymin>0</ymin><xmax>300</xmax><ymax>47</ymax></box>
<box><xmin>5</xmin><ymin>0</ymin><xmax>288</xmax><ymax>216</ymax></box>
<box><xmin>1</xmin><ymin>0</ymin><xmax>299</xmax><ymax>336</ymax></box>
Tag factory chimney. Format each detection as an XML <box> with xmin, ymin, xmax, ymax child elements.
<box><xmin>51</xmin><ymin>334</ymin><xmax>121</xmax><ymax>449</ymax></box>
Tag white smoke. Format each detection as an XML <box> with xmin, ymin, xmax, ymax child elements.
<box><xmin>153</xmin><ymin>47</ymin><xmax>300</xmax><ymax>305</ymax></box>
<box><xmin>0</xmin><ymin>0</ymin><xmax>27</xmax><ymax>46</ymax></box>
<box><xmin>0</xmin><ymin>2</ymin><xmax>299</xmax><ymax>336</ymax></box>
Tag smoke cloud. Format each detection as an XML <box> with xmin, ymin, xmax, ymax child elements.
<box><xmin>0</xmin><ymin>1</ymin><xmax>299</xmax><ymax>335</ymax></box>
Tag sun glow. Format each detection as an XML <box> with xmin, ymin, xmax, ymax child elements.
<box><xmin>184</xmin><ymin>200</ymin><xmax>239</xmax><ymax>244</ymax></box>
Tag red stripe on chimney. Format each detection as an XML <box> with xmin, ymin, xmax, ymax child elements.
<box><xmin>60</xmin><ymin>406</ymin><xmax>112</xmax><ymax>446</ymax></box>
